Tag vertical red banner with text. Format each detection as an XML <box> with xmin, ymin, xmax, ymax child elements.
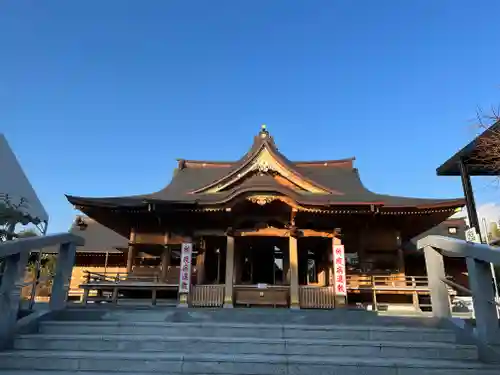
<box><xmin>179</xmin><ymin>243</ymin><xmax>192</xmax><ymax>294</ymax></box>
<box><xmin>333</xmin><ymin>244</ymin><xmax>347</xmax><ymax>296</ymax></box>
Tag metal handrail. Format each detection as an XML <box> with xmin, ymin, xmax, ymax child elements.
<box><xmin>441</xmin><ymin>278</ymin><xmax>500</xmax><ymax>308</ymax></box>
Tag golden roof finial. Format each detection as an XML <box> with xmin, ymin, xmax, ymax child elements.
<box><xmin>260</xmin><ymin>124</ymin><xmax>268</xmax><ymax>138</ymax></box>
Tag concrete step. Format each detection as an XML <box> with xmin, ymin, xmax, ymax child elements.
<box><xmin>0</xmin><ymin>350</ymin><xmax>498</xmax><ymax>374</ymax></box>
<box><xmin>55</xmin><ymin>307</ymin><xmax>450</xmax><ymax>328</ymax></box>
<box><xmin>38</xmin><ymin>321</ymin><xmax>458</xmax><ymax>342</ymax></box>
<box><xmin>14</xmin><ymin>334</ymin><xmax>478</xmax><ymax>360</ymax></box>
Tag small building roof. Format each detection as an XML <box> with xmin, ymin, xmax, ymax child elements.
<box><xmin>42</xmin><ymin>216</ymin><xmax>128</xmax><ymax>254</ymax></box>
<box><xmin>437</xmin><ymin>121</ymin><xmax>500</xmax><ymax>176</ymax></box>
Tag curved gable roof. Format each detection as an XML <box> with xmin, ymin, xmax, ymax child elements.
<box><xmin>66</xmin><ymin>127</ymin><xmax>465</xmax><ymax>211</ymax></box>
<box><xmin>188</xmin><ymin>128</ymin><xmax>333</xmax><ymax>195</ymax></box>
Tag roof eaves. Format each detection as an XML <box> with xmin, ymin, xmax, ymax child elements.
<box><xmin>436</xmin><ymin>121</ymin><xmax>500</xmax><ymax>176</ymax></box>
<box><xmin>65</xmin><ymin>195</ymin><xmax>148</xmax><ymax>208</ymax></box>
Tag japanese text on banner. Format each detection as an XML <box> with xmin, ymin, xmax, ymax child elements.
<box><xmin>333</xmin><ymin>244</ymin><xmax>346</xmax><ymax>296</ymax></box>
<box><xmin>178</xmin><ymin>243</ymin><xmax>192</xmax><ymax>294</ymax></box>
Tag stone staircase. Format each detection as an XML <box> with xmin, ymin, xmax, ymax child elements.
<box><xmin>0</xmin><ymin>308</ymin><xmax>498</xmax><ymax>374</ymax></box>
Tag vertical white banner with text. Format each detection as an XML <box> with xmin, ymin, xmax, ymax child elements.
<box><xmin>179</xmin><ymin>243</ymin><xmax>193</xmax><ymax>294</ymax></box>
<box><xmin>333</xmin><ymin>244</ymin><xmax>347</xmax><ymax>296</ymax></box>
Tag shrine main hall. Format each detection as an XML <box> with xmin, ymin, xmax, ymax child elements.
<box><xmin>65</xmin><ymin>126</ymin><xmax>465</xmax><ymax>309</ymax></box>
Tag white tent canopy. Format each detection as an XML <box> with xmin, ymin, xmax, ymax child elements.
<box><xmin>0</xmin><ymin>134</ymin><xmax>48</xmax><ymax>225</ymax></box>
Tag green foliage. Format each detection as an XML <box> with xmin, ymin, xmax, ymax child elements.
<box><xmin>0</xmin><ymin>193</ymin><xmax>31</xmax><ymax>241</ymax></box>
<box><xmin>0</xmin><ymin>193</ymin><xmax>29</xmax><ymax>225</ymax></box>
<box><xmin>16</xmin><ymin>229</ymin><xmax>39</xmax><ymax>238</ymax></box>
<box><xmin>490</xmin><ymin>222</ymin><xmax>500</xmax><ymax>240</ymax></box>
<box><xmin>26</xmin><ymin>253</ymin><xmax>57</xmax><ymax>297</ymax></box>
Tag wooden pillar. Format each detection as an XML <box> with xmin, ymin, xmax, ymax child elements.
<box><xmin>396</xmin><ymin>231</ymin><xmax>405</xmax><ymax>274</ymax></box>
<box><xmin>127</xmin><ymin>228</ymin><xmax>136</xmax><ymax>274</ymax></box>
<box><xmin>358</xmin><ymin>224</ymin><xmax>367</xmax><ymax>273</ymax></box>
<box><xmin>289</xmin><ymin>235</ymin><xmax>300</xmax><ymax>309</ymax></box>
<box><xmin>283</xmin><ymin>249</ymin><xmax>290</xmax><ymax>284</ymax></box>
<box><xmin>224</xmin><ymin>234</ymin><xmax>235</xmax><ymax>308</ymax></box>
<box><xmin>233</xmin><ymin>245</ymin><xmax>241</xmax><ymax>284</ymax></box>
<box><xmin>397</xmin><ymin>248</ymin><xmax>405</xmax><ymax>274</ymax></box>
<box><xmin>126</xmin><ymin>246</ymin><xmax>136</xmax><ymax>273</ymax></box>
<box><xmin>196</xmin><ymin>249</ymin><xmax>206</xmax><ymax>285</ymax></box>
<box><xmin>161</xmin><ymin>246</ymin><xmax>170</xmax><ymax>282</ymax></box>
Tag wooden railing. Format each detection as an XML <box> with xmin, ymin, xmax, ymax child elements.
<box><xmin>190</xmin><ymin>284</ymin><xmax>224</xmax><ymax>307</ymax></box>
<box><xmin>299</xmin><ymin>286</ymin><xmax>335</xmax><ymax>309</ymax></box>
<box><xmin>346</xmin><ymin>274</ymin><xmax>457</xmax><ymax>311</ymax></box>
<box><xmin>346</xmin><ymin>274</ymin><xmax>429</xmax><ymax>311</ymax></box>
<box><xmin>346</xmin><ymin>275</ymin><xmax>430</xmax><ymax>291</ymax></box>
<box><xmin>83</xmin><ymin>271</ymin><xmax>161</xmax><ymax>284</ymax></box>
<box><xmin>81</xmin><ymin>265</ymin><xmax>191</xmax><ymax>285</ymax></box>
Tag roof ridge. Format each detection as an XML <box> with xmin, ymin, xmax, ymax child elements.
<box><xmin>293</xmin><ymin>157</ymin><xmax>356</xmax><ymax>165</ymax></box>
<box><xmin>176</xmin><ymin>158</ymin><xmax>356</xmax><ymax>167</ymax></box>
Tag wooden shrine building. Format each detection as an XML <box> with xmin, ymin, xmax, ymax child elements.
<box><xmin>66</xmin><ymin>126</ymin><xmax>466</xmax><ymax>309</ymax></box>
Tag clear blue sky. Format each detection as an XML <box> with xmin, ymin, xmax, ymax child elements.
<box><xmin>2</xmin><ymin>1</ymin><xmax>500</xmax><ymax>233</ymax></box>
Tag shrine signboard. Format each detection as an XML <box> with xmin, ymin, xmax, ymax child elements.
<box><xmin>179</xmin><ymin>242</ymin><xmax>193</xmax><ymax>294</ymax></box>
<box><xmin>333</xmin><ymin>244</ymin><xmax>347</xmax><ymax>296</ymax></box>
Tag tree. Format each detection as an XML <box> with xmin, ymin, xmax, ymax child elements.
<box><xmin>21</xmin><ymin>229</ymin><xmax>57</xmax><ymax>299</ymax></box>
<box><xmin>0</xmin><ymin>194</ymin><xmax>43</xmax><ymax>241</ymax></box>
<box><xmin>474</xmin><ymin>107</ymin><xmax>500</xmax><ymax>172</ymax></box>
<box><xmin>0</xmin><ymin>193</ymin><xmax>30</xmax><ymax>241</ymax></box>
<box><xmin>16</xmin><ymin>229</ymin><xmax>39</xmax><ymax>238</ymax></box>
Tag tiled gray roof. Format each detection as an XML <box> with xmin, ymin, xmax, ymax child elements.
<box><xmin>66</xmin><ymin>129</ymin><xmax>465</xmax><ymax>209</ymax></box>
<box><xmin>43</xmin><ymin>218</ymin><xmax>128</xmax><ymax>253</ymax></box>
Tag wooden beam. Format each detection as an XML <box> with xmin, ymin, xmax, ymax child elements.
<box><xmin>239</xmin><ymin>227</ymin><xmax>336</xmax><ymax>238</ymax></box>
<box><xmin>302</xmin><ymin>229</ymin><xmax>335</xmax><ymax>238</ymax></box>
<box><xmin>239</xmin><ymin>228</ymin><xmax>288</xmax><ymax>237</ymax></box>
<box><xmin>193</xmin><ymin>229</ymin><xmax>226</xmax><ymax>237</ymax></box>
<box><xmin>164</xmin><ymin>234</ymin><xmax>190</xmax><ymax>245</ymax></box>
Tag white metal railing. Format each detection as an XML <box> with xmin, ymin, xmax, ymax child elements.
<box><xmin>441</xmin><ymin>278</ymin><xmax>500</xmax><ymax>308</ymax></box>
<box><xmin>417</xmin><ymin>235</ymin><xmax>500</xmax><ymax>349</ymax></box>
<box><xmin>0</xmin><ymin>233</ymin><xmax>84</xmax><ymax>348</ymax></box>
